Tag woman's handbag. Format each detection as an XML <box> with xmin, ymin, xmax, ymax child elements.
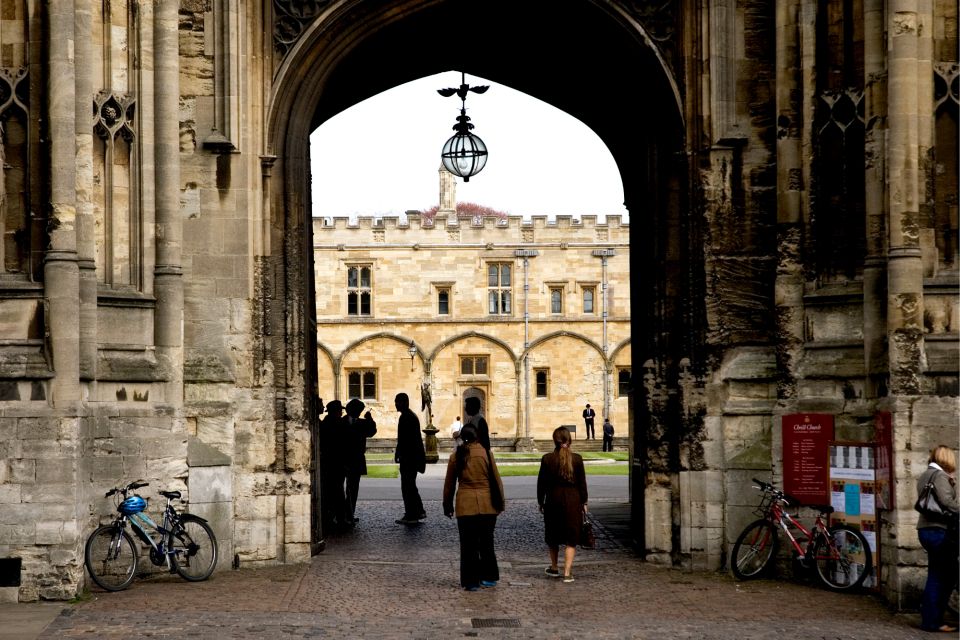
<box><xmin>915</xmin><ymin>474</ymin><xmax>949</xmax><ymax>518</ymax></box>
<box><xmin>580</xmin><ymin>514</ymin><xmax>596</xmax><ymax>549</ymax></box>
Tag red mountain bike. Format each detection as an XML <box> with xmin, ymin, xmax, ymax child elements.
<box><xmin>731</xmin><ymin>478</ymin><xmax>872</xmax><ymax>591</ymax></box>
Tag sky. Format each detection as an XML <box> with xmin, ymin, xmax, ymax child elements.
<box><xmin>309</xmin><ymin>71</ymin><xmax>629</xmax><ymax>221</ymax></box>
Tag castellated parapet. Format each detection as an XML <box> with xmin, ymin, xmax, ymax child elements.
<box><xmin>313</xmin><ymin>213</ymin><xmax>629</xmax><ymax>245</ymax></box>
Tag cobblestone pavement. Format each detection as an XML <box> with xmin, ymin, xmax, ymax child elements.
<box><xmin>43</xmin><ymin>499</ymin><xmax>929</xmax><ymax>639</ymax></box>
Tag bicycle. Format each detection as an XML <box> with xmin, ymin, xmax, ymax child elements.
<box><xmin>730</xmin><ymin>478</ymin><xmax>872</xmax><ymax>591</ymax></box>
<box><xmin>84</xmin><ymin>480</ymin><xmax>219</xmax><ymax>591</ymax></box>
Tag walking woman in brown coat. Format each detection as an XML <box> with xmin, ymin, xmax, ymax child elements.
<box><xmin>538</xmin><ymin>426</ymin><xmax>588</xmax><ymax>583</ymax></box>
<box><xmin>442</xmin><ymin>424</ymin><xmax>505</xmax><ymax>591</ymax></box>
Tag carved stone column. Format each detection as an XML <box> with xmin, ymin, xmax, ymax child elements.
<box><xmin>45</xmin><ymin>0</ymin><xmax>80</xmax><ymax>404</ymax></box>
<box><xmin>886</xmin><ymin>1</ymin><xmax>929</xmax><ymax>395</ymax></box>
<box><xmin>74</xmin><ymin>0</ymin><xmax>97</xmax><ymax>380</ymax></box>
<box><xmin>774</xmin><ymin>0</ymin><xmax>804</xmax><ymax>399</ymax></box>
<box><xmin>862</xmin><ymin>0</ymin><xmax>888</xmax><ymax>391</ymax></box>
<box><xmin>153</xmin><ymin>0</ymin><xmax>184</xmax><ymax>402</ymax></box>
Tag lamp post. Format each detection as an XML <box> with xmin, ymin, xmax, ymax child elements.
<box><xmin>438</xmin><ymin>72</ymin><xmax>489</xmax><ymax>182</ymax></box>
<box><xmin>593</xmin><ymin>248</ymin><xmax>616</xmax><ymax>419</ymax></box>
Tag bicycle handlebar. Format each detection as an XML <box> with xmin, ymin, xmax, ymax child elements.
<box><xmin>751</xmin><ymin>478</ymin><xmax>800</xmax><ymax>507</ymax></box>
<box><xmin>104</xmin><ymin>479</ymin><xmax>149</xmax><ymax>498</ymax></box>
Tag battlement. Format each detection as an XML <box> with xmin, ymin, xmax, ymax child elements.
<box><xmin>312</xmin><ymin>213</ymin><xmax>629</xmax><ymax>245</ymax></box>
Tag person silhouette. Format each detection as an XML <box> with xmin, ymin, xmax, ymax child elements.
<box><xmin>582</xmin><ymin>404</ymin><xmax>596</xmax><ymax>439</ymax></box>
<box><xmin>464</xmin><ymin>397</ymin><xmax>490</xmax><ymax>451</ymax></box>
<box><xmin>394</xmin><ymin>392</ymin><xmax>427</xmax><ymax>524</ymax></box>
<box><xmin>342</xmin><ymin>398</ymin><xmax>377</xmax><ymax>525</ymax></box>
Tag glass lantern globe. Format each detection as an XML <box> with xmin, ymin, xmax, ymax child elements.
<box><xmin>441</xmin><ymin>131</ymin><xmax>487</xmax><ymax>182</ymax></box>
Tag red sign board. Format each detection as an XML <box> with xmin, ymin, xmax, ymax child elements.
<box><xmin>782</xmin><ymin>413</ymin><xmax>835</xmax><ymax>504</ymax></box>
<box><xmin>874</xmin><ymin>411</ymin><xmax>893</xmax><ymax>510</ymax></box>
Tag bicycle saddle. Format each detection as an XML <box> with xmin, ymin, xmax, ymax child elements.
<box><xmin>159</xmin><ymin>490</ymin><xmax>181</xmax><ymax>500</ymax></box>
<box><xmin>808</xmin><ymin>504</ymin><xmax>834</xmax><ymax>514</ymax></box>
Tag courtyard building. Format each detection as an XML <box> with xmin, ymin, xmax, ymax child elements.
<box><xmin>313</xmin><ymin>168</ymin><xmax>631</xmax><ymax>448</ymax></box>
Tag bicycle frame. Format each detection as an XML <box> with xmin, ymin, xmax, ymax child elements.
<box><xmin>117</xmin><ymin>497</ymin><xmax>179</xmax><ymax>570</ymax></box>
<box><xmin>767</xmin><ymin>501</ymin><xmax>830</xmax><ymax>560</ymax></box>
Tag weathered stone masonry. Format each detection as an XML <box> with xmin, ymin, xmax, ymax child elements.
<box><xmin>0</xmin><ymin>1</ymin><xmax>954</xmax><ymax>611</ymax></box>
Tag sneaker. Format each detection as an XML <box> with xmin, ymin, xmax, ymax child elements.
<box><xmin>395</xmin><ymin>517</ymin><xmax>418</xmax><ymax>525</ymax></box>
<box><xmin>463</xmin><ymin>585</ymin><xmax>479</xmax><ymax>592</ymax></box>
<box><xmin>562</xmin><ymin>575</ymin><xmax>575</xmax><ymax>583</ymax></box>
<box><xmin>544</xmin><ymin>567</ymin><xmax>561</xmax><ymax>577</ymax></box>
<box><xmin>417</xmin><ymin>511</ymin><xmax>427</xmax><ymax>520</ymax></box>
<box><xmin>480</xmin><ymin>580</ymin><xmax>497</xmax><ymax>588</ymax></box>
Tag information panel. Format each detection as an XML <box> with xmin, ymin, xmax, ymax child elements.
<box><xmin>782</xmin><ymin>413</ymin><xmax>835</xmax><ymax>505</ymax></box>
<box><xmin>829</xmin><ymin>442</ymin><xmax>879</xmax><ymax>590</ymax></box>
<box><xmin>874</xmin><ymin>411</ymin><xmax>894</xmax><ymax>510</ymax></box>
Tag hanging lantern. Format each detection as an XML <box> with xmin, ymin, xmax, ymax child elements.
<box><xmin>437</xmin><ymin>72</ymin><xmax>490</xmax><ymax>182</ymax></box>
<box><xmin>441</xmin><ymin>111</ymin><xmax>487</xmax><ymax>182</ymax></box>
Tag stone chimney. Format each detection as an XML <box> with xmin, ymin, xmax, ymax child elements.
<box><xmin>438</xmin><ymin>165</ymin><xmax>457</xmax><ymax>215</ymax></box>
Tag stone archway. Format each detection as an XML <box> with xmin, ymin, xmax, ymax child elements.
<box><xmin>263</xmin><ymin>0</ymin><xmax>687</xmax><ymax>552</ymax></box>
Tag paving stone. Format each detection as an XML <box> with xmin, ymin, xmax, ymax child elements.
<box><xmin>38</xmin><ymin>499</ymin><xmax>930</xmax><ymax>639</ymax></box>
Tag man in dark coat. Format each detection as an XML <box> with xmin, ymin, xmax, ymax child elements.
<box><xmin>394</xmin><ymin>392</ymin><xmax>427</xmax><ymax>524</ymax></box>
<box><xmin>582</xmin><ymin>403</ymin><xmax>596</xmax><ymax>439</ymax></box>
<box><xmin>343</xmin><ymin>398</ymin><xmax>377</xmax><ymax>525</ymax></box>
<box><xmin>464</xmin><ymin>396</ymin><xmax>490</xmax><ymax>451</ymax></box>
<box><xmin>318</xmin><ymin>400</ymin><xmax>347</xmax><ymax>530</ymax></box>
<box><xmin>602</xmin><ymin>417</ymin><xmax>615</xmax><ymax>452</ymax></box>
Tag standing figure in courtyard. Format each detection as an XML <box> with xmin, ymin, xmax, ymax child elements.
<box><xmin>602</xmin><ymin>417</ymin><xmax>615</xmax><ymax>452</ymax></box>
<box><xmin>538</xmin><ymin>426</ymin><xmax>589</xmax><ymax>583</ymax></box>
<box><xmin>343</xmin><ymin>398</ymin><xmax>377</xmax><ymax>525</ymax></box>
<box><xmin>443</xmin><ymin>424</ymin><xmax>505</xmax><ymax>591</ymax></box>
<box><xmin>449</xmin><ymin>415</ymin><xmax>463</xmax><ymax>448</ymax></box>
<box><xmin>582</xmin><ymin>403</ymin><xmax>596</xmax><ymax>439</ymax></box>
<box><xmin>318</xmin><ymin>400</ymin><xmax>348</xmax><ymax>530</ymax></box>
<box><xmin>394</xmin><ymin>392</ymin><xmax>427</xmax><ymax>524</ymax></box>
<box><xmin>463</xmin><ymin>396</ymin><xmax>490</xmax><ymax>451</ymax></box>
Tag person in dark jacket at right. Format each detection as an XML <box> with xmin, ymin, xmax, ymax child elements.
<box><xmin>394</xmin><ymin>392</ymin><xmax>427</xmax><ymax>524</ymax></box>
<box><xmin>538</xmin><ymin>426</ymin><xmax>588</xmax><ymax>583</ymax></box>
<box><xmin>915</xmin><ymin>445</ymin><xmax>959</xmax><ymax>633</ymax></box>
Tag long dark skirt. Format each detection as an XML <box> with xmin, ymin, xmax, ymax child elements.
<box><xmin>456</xmin><ymin>514</ymin><xmax>499</xmax><ymax>588</ymax></box>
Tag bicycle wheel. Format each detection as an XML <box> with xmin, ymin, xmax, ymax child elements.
<box><xmin>84</xmin><ymin>525</ymin><xmax>138</xmax><ymax>591</ymax></box>
<box><xmin>170</xmin><ymin>514</ymin><xmax>218</xmax><ymax>581</ymax></box>
<box><xmin>813</xmin><ymin>525</ymin><xmax>872</xmax><ymax>591</ymax></box>
<box><xmin>731</xmin><ymin>519</ymin><xmax>778</xmax><ymax>579</ymax></box>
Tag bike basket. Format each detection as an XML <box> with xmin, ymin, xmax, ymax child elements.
<box><xmin>119</xmin><ymin>495</ymin><xmax>147</xmax><ymax>515</ymax></box>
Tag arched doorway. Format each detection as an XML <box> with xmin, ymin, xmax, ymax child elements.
<box><xmin>264</xmin><ymin>1</ymin><xmax>689</xmax><ymax>552</ymax></box>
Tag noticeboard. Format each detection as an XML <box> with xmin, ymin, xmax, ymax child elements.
<box><xmin>873</xmin><ymin>411</ymin><xmax>894</xmax><ymax>510</ymax></box>
<box><xmin>782</xmin><ymin>413</ymin><xmax>835</xmax><ymax>505</ymax></box>
<box><xmin>829</xmin><ymin>442</ymin><xmax>879</xmax><ymax>590</ymax></box>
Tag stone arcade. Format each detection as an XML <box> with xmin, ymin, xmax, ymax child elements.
<box><xmin>0</xmin><ymin>1</ymin><xmax>956</xmax><ymax>611</ymax></box>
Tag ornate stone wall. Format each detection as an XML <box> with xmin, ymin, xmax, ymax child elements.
<box><xmin>0</xmin><ymin>0</ymin><xmax>955</xmax><ymax>611</ymax></box>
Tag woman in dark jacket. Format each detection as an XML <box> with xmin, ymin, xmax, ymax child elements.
<box><xmin>916</xmin><ymin>445</ymin><xmax>959</xmax><ymax>633</ymax></box>
<box><xmin>442</xmin><ymin>425</ymin><xmax>505</xmax><ymax>591</ymax></box>
<box><xmin>537</xmin><ymin>426</ymin><xmax>588</xmax><ymax>583</ymax></box>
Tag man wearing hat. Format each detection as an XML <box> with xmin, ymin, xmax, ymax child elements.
<box><xmin>343</xmin><ymin>398</ymin><xmax>377</xmax><ymax>525</ymax></box>
<box><xmin>318</xmin><ymin>399</ymin><xmax>347</xmax><ymax>530</ymax></box>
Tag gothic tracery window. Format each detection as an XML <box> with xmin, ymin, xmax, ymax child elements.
<box><xmin>812</xmin><ymin>0</ymin><xmax>866</xmax><ymax>281</ymax></box>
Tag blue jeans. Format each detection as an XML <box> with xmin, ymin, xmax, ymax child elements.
<box><xmin>918</xmin><ymin>527</ymin><xmax>959</xmax><ymax>630</ymax></box>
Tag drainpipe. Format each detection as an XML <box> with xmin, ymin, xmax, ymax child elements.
<box><xmin>593</xmin><ymin>248</ymin><xmax>616</xmax><ymax>418</ymax></box>
<box><xmin>515</xmin><ymin>249</ymin><xmax>538</xmax><ymax>441</ymax></box>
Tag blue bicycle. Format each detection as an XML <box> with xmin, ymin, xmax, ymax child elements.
<box><xmin>84</xmin><ymin>480</ymin><xmax>218</xmax><ymax>591</ymax></box>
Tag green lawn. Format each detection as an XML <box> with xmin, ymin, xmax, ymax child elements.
<box><xmin>497</xmin><ymin>463</ymin><xmax>628</xmax><ymax>476</ymax></box>
<box><xmin>365</xmin><ymin>461</ymin><xmax>627</xmax><ymax>478</ymax></box>
<box><xmin>366</xmin><ymin>465</ymin><xmax>399</xmax><ymax>479</ymax></box>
